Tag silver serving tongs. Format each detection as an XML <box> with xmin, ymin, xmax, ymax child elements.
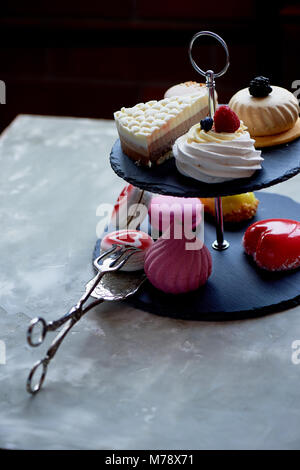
<box><xmin>26</xmin><ymin>245</ymin><xmax>145</xmax><ymax>394</ymax></box>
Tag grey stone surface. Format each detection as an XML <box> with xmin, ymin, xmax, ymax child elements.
<box><xmin>1</xmin><ymin>115</ymin><xmax>300</xmax><ymax>450</ymax></box>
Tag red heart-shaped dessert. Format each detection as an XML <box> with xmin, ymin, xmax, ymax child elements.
<box><xmin>243</xmin><ymin>219</ymin><xmax>300</xmax><ymax>271</ymax></box>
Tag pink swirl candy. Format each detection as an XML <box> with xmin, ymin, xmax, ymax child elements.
<box><xmin>144</xmin><ymin>235</ymin><xmax>212</xmax><ymax>294</ymax></box>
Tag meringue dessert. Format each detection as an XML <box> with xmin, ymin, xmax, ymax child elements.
<box><xmin>164</xmin><ymin>81</ymin><xmax>206</xmax><ymax>98</ymax></box>
<box><xmin>229</xmin><ymin>76</ymin><xmax>300</xmax><ymax>147</ymax></box>
<box><xmin>100</xmin><ymin>230</ymin><xmax>153</xmax><ymax>271</ymax></box>
<box><xmin>144</xmin><ymin>227</ymin><xmax>212</xmax><ymax>294</ymax></box>
<box><xmin>173</xmin><ymin>105</ymin><xmax>263</xmax><ymax>183</ymax></box>
<box><xmin>114</xmin><ymin>92</ymin><xmax>210</xmax><ymax>166</ymax></box>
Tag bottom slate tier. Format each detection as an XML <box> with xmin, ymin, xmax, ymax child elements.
<box><xmin>94</xmin><ymin>193</ymin><xmax>300</xmax><ymax>321</ymax></box>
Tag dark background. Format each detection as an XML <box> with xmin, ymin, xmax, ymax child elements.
<box><xmin>0</xmin><ymin>0</ymin><xmax>299</xmax><ymax>133</ymax></box>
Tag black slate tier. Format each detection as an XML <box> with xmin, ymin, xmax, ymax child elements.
<box><xmin>110</xmin><ymin>138</ymin><xmax>300</xmax><ymax>198</ymax></box>
<box><xmin>93</xmin><ymin>193</ymin><xmax>300</xmax><ymax>321</ymax></box>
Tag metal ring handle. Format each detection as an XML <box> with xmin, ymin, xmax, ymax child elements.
<box><xmin>26</xmin><ymin>358</ymin><xmax>48</xmax><ymax>394</ymax></box>
<box><xmin>27</xmin><ymin>317</ymin><xmax>47</xmax><ymax>347</ymax></box>
<box><xmin>189</xmin><ymin>31</ymin><xmax>230</xmax><ymax>78</ymax></box>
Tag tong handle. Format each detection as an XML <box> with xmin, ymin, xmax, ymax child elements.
<box><xmin>27</xmin><ymin>317</ymin><xmax>48</xmax><ymax>347</ymax></box>
<box><xmin>27</xmin><ymin>298</ymin><xmax>104</xmax><ymax>394</ymax></box>
<box><xmin>27</xmin><ymin>270</ymin><xmax>105</xmax><ymax>348</ymax></box>
<box><xmin>26</xmin><ymin>246</ymin><xmax>139</xmax><ymax>394</ymax></box>
<box><xmin>27</xmin><ymin>309</ymin><xmax>76</xmax><ymax>347</ymax></box>
<box><xmin>27</xmin><ymin>316</ymin><xmax>77</xmax><ymax>394</ymax></box>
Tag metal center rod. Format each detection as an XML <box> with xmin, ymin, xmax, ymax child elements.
<box><xmin>189</xmin><ymin>31</ymin><xmax>231</xmax><ymax>251</ymax></box>
<box><xmin>212</xmin><ymin>197</ymin><xmax>229</xmax><ymax>251</ymax></box>
<box><xmin>205</xmin><ymin>71</ymin><xmax>229</xmax><ymax>251</ymax></box>
<box><xmin>206</xmin><ymin>70</ymin><xmax>216</xmax><ymax>118</ymax></box>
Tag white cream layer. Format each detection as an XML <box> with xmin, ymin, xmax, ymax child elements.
<box><xmin>114</xmin><ymin>92</ymin><xmax>209</xmax><ymax>152</ymax></box>
<box><xmin>173</xmin><ymin>124</ymin><xmax>263</xmax><ymax>183</ymax></box>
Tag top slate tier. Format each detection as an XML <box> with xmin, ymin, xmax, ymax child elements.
<box><xmin>110</xmin><ymin>138</ymin><xmax>300</xmax><ymax>198</ymax></box>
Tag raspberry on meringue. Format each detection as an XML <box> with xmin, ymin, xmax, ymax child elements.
<box><xmin>173</xmin><ymin>121</ymin><xmax>263</xmax><ymax>183</ymax></box>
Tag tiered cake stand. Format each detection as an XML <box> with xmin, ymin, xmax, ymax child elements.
<box><xmin>94</xmin><ymin>31</ymin><xmax>300</xmax><ymax>321</ymax></box>
<box><xmin>98</xmin><ymin>138</ymin><xmax>300</xmax><ymax>321</ymax></box>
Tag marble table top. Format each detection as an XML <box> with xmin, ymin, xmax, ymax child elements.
<box><xmin>1</xmin><ymin>115</ymin><xmax>300</xmax><ymax>450</ymax></box>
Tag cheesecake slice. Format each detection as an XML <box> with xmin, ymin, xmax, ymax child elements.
<box><xmin>114</xmin><ymin>92</ymin><xmax>210</xmax><ymax>166</ymax></box>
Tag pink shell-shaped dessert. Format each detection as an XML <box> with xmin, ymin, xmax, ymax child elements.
<box><xmin>144</xmin><ymin>236</ymin><xmax>212</xmax><ymax>294</ymax></box>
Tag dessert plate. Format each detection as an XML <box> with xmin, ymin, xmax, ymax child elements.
<box><xmin>110</xmin><ymin>137</ymin><xmax>300</xmax><ymax>198</ymax></box>
<box><xmin>93</xmin><ymin>193</ymin><xmax>300</xmax><ymax>321</ymax></box>
<box><xmin>254</xmin><ymin>118</ymin><xmax>300</xmax><ymax>148</ymax></box>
